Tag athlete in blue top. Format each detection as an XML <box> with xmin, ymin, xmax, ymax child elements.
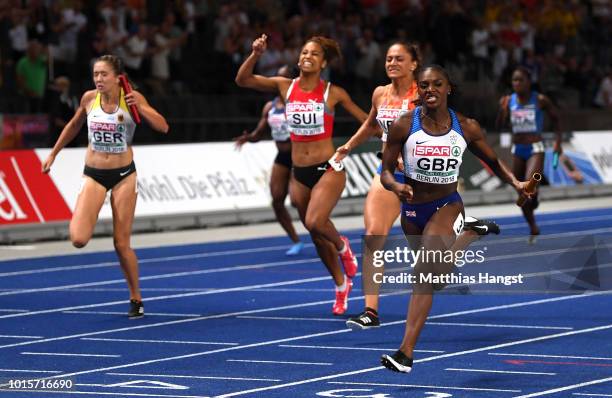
<box><xmin>379</xmin><ymin>65</ymin><xmax>531</xmax><ymax>373</ymax></box>
<box><xmin>234</xmin><ymin>65</ymin><xmax>303</xmax><ymax>256</ymax></box>
<box><xmin>496</xmin><ymin>66</ymin><xmax>562</xmax><ymax>237</ymax></box>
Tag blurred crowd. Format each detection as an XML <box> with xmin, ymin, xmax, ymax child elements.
<box><xmin>0</xmin><ymin>0</ymin><xmax>611</xmax><ymax>140</ymax></box>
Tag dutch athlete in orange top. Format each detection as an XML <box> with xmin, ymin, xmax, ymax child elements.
<box><xmin>236</xmin><ymin>34</ymin><xmax>368</xmax><ymax>315</ymax></box>
<box><xmin>379</xmin><ymin>65</ymin><xmax>531</xmax><ymax>373</ymax></box>
<box><xmin>42</xmin><ymin>55</ymin><xmax>169</xmax><ymax>319</ymax></box>
<box><xmin>496</xmin><ymin>66</ymin><xmax>562</xmax><ymax>239</ymax></box>
<box><xmin>234</xmin><ymin>65</ymin><xmax>304</xmax><ymax>256</ymax></box>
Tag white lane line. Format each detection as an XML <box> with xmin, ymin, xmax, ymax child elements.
<box><xmin>76</xmin><ymin>383</ymin><xmax>185</xmax><ymax>390</ymax></box>
<box><xmin>214</xmin><ymin>321</ymin><xmax>612</xmax><ymax>397</ymax></box>
<box><xmin>445</xmin><ymin>368</ymin><xmax>556</xmax><ymax>376</ymax></box>
<box><xmin>328</xmin><ymin>381</ymin><xmax>521</xmax><ymax>393</ymax></box>
<box><xmin>278</xmin><ymin>344</ymin><xmax>444</xmax><ymax>353</ymax></box>
<box><xmin>21</xmin><ymin>352</ymin><xmax>120</xmax><ymax>358</ymax></box>
<box><xmin>107</xmin><ymin>372</ymin><xmax>280</xmax><ymax>382</ymax></box>
<box><xmin>490</xmin><ymin>353</ymin><xmax>612</xmax><ymax>361</ymax></box>
<box><xmin>0</xmin><ymin>390</ymin><xmax>210</xmax><ymax>397</ymax></box>
<box><xmin>11</xmin><ymin>156</ymin><xmax>44</xmax><ymax>222</ymax></box>
<box><xmin>0</xmin><ymin>335</ymin><xmax>43</xmax><ymax>339</ymax></box>
<box><xmin>427</xmin><ymin>322</ymin><xmax>573</xmax><ymax>330</ymax></box>
<box><xmin>64</xmin><ymin>311</ymin><xmax>202</xmax><ymax>317</ymax></box>
<box><xmin>10</xmin><ymin>293</ymin><xmax>602</xmax><ymax>393</ymax></box>
<box><xmin>0</xmin><ymin>234</ymin><xmax>338</xmax><ymax>277</ymax></box>
<box><xmin>0</xmin><ymin>286</ymin><xmax>373</xmax><ymax>350</ymax></box>
<box><xmin>227</xmin><ymin>359</ymin><xmax>332</xmax><ymax>366</ymax></box>
<box><xmin>83</xmin><ymin>338</ymin><xmax>238</xmax><ymax>346</ymax></box>
<box><xmin>0</xmin><ymin>369</ymin><xmax>62</xmax><ymax>373</ymax></box>
<box><xmin>0</xmin><ymin>245</ymin><xmax>37</xmax><ymax>250</ymax></box>
<box><xmin>237</xmin><ymin>316</ymin><xmax>345</xmax><ymax>322</ymax></box>
<box><xmin>503</xmin><ymin>214</ymin><xmax>612</xmax><ymax>229</ymax></box>
<box><xmin>0</xmin><ymin>273</ymin><xmax>337</xmax><ymax>321</ymax></box>
<box><xmin>0</xmin><ymin>257</ymin><xmax>327</xmax><ymax>298</ymax></box>
<box><xmin>513</xmin><ymin>376</ymin><xmax>612</xmax><ymax>397</ymax></box>
<box><xmin>0</xmin><ymin>309</ymin><xmax>29</xmax><ymax>313</ymax></box>
<box><xmin>574</xmin><ymin>394</ymin><xmax>612</xmax><ymax>397</ymax></box>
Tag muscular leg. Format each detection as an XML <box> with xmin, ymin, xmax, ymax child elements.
<box><xmin>70</xmin><ymin>177</ymin><xmax>107</xmax><ymax>248</ymax></box>
<box><xmin>523</xmin><ymin>153</ymin><xmax>544</xmax><ymax>236</ymax></box>
<box><xmin>110</xmin><ymin>173</ymin><xmax>140</xmax><ymax>301</ymax></box>
<box><xmin>362</xmin><ymin>175</ymin><xmax>401</xmax><ymax>310</ymax></box>
<box><xmin>304</xmin><ymin>170</ymin><xmax>347</xmax><ymax>285</ymax></box>
<box><xmin>398</xmin><ymin>202</ymin><xmax>463</xmax><ymax>358</ymax></box>
<box><xmin>290</xmin><ymin>173</ymin><xmax>344</xmax><ymax>286</ymax></box>
<box><xmin>270</xmin><ymin>163</ymin><xmax>300</xmax><ymax>243</ymax></box>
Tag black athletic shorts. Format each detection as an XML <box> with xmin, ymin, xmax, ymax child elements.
<box><xmin>83</xmin><ymin>161</ymin><xmax>136</xmax><ymax>191</ymax></box>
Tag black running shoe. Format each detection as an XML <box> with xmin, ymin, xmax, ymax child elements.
<box><xmin>463</xmin><ymin>216</ymin><xmax>500</xmax><ymax>236</ymax></box>
<box><xmin>128</xmin><ymin>299</ymin><xmax>144</xmax><ymax>319</ymax></box>
<box><xmin>346</xmin><ymin>308</ymin><xmax>380</xmax><ymax>330</ymax></box>
<box><xmin>381</xmin><ymin>350</ymin><xmax>413</xmax><ymax>373</ymax></box>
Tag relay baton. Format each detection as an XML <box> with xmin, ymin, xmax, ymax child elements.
<box><xmin>552</xmin><ymin>151</ymin><xmax>560</xmax><ymax>169</ymax></box>
<box><xmin>118</xmin><ymin>75</ymin><xmax>141</xmax><ymax>124</ymax></box>
<box><xmin>516</xmin><ymin>172</ymin><xmax>542</xmax><ymax>207</ymax></box>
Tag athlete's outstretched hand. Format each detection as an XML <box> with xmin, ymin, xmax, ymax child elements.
<box><xmin>514</xmin><ymin>180</ymin><xmax>534</xmax><ymax>205</ymax></box>
<box><xmin>391</xmin><ymin>182</ymin><xmax>413</xmax><ymax>202</ymax></box>
<box><xmin>41</xmin><ymin>154</ymin><xmax>55</xmax><ymax>174</ymax></box>
<box><xmin>333</xmin><ymin>144</ymin><xmax>350</xmax><ymax>162</ymax></box>
<box><xmin>233</xmin><ymin>130</ymin><xmax>251</xmax><ymax>150</ymax></box>
<box><xmin>252</xmin><ymin>34</ymin><xmax>267</xmax><ymax>56</ymax></box>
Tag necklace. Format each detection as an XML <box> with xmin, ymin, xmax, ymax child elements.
<box><xmin>421</xmin><ymin>109</ymin><xmax>450</xmax><ymax>130</ymax></box>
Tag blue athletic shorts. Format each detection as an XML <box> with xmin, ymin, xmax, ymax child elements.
<box><xmin>512</xmin><ymin>142</ymin><xmax>544</xmax><ymax>161</ymax></box>
<box><xmin>401</xmin><ymin>191</ymin><xmax>463</xmax><ymax>231</ymax></box>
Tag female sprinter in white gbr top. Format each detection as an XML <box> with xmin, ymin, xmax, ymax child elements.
<box><xmin>236</xmin><ymin>34</ymin><xmax>367</xmax><ymax>315</ymax></box>
<box><xmin>42</xmin><ymin>55</ymin><xmax>168</xmax><ymax>319</ymax></box>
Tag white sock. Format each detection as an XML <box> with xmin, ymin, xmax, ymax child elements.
<box><xmin>336</xmin><ymin>276</ymin><xmax>347</xmax><ymax>292</ymax></box>
<box><xmin>339</xmin><ymin>242</ymin><xmax>347</xmax><ymax>254</ymax></box>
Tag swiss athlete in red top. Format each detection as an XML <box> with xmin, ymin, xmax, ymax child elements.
<box><xmin>236</xmin><ymin>34</ymin><xmax>367</xmax><ymax>316</ymax></box>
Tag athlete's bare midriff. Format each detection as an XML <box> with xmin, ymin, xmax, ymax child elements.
<box><xmin>291</xmin><ymin>139</ymin><xmax>335</xmax><ymax>167</ymax></box>
<box><xmin>512</xmin><ymin>132</ymin><xmax>542</xmax><ymax>145</ymax></box>
<box><xmin>406</xmin><ymin>178</ymin><xmax>458</xmax><ymax>204</ymax></box>
<box><xmin>84</xmin><ymin>147</ymin><xmax>134</xmax><ymax>169</ymax></box>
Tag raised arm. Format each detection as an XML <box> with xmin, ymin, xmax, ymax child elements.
<box><xmin>42</xmin><ymin>90</ymin><xmax>94</xmax><ymax>173</ymax></box>
<box><xmin>334</xmin><ymin>87</ymin><xmax>383</xmax><ymax>161</ymax></box>
<box><xmin>539</xmin><ymin>94</ymin><xmax>563</xmax><ymax>154</ymax></box>
<box><xmin>128</xmin><ymin>91</ymin><xmax>169</xmax><ymax>133</ymax></box>
<box><xmin>380</xmin><ymin>112</ymin><xmax>413</xmax><ymax>202</ymax></box>
<box><xmin>235</xmin><ymin>34</ymin><xmax>290</xmax><ymax>95</ymax></box>
<box><xmin>234</xmin><ymin>101</ymin><xmax>272</xmax><ymax>149</ymax></box>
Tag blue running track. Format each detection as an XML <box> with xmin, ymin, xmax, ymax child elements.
<box><xmin>0</xmin><ymin>207</ymin><xmax>611</xmax><ymax>398</ymax></box>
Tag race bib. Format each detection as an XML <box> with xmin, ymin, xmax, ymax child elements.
<box><xmin>511</xmin><ymin>108</ymin><xmax>537</xmax><ymax>133</ymax></box>
<box><xmin>286</xmin><ymin>101</ymin><xmax>325</xmax><ymax>136</ymax></box>
<box><xmin>89</xmin><ymin>121</ymin><xmax>128</xmax><ymax>153</ymax></box>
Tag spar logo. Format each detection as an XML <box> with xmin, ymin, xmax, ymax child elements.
<box><xmin>286</xmin><ymin>102</ymin><xmax>323</xmax><ymax>113</ymax></box>
<box><xmin>415</xmin><ymin>145</ymin><xmax>450</xmax><ymax>157</ymax></box>
<box><xmin>90</xmin><ymin>121</ymin><xmax>117</xmax><ymax>132</ymax></box>
<box><xmin>378</xmin><ymin>108</ymin><xmax>401</xmax><ymax>119</ymax></box>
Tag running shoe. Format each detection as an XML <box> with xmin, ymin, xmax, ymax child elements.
<box><xmin>332</xmin><ymin>278</ymin><xmax>353</xmax><ymax>315</ymax></box>
<box><xmin>128</xmin><ymin>299</ymin><xmax>144</xmax><ymax>319</ymax></box>
<box><xmin>285</xmin><ymin>241</ymin><xmax>304</xmax><ymax>256</ymax></box>
<box><xmin>339</xmin><ymin>236</ymin><xmax>358</xmax><ymax>278</ymax></box>
<box><xmin>381</xmin><ymin>350</ymin><xmax>413</xmax><ymax>373</ymax></box>
<box><xmin>463</xmin><ymin>216</ymin><xmax>500</xmax><ymax>236</ymax></box>
<box><xmin>346</xmin><ymin>308</ymin><xmax>380</xmax><ymax>330</ymax></box>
